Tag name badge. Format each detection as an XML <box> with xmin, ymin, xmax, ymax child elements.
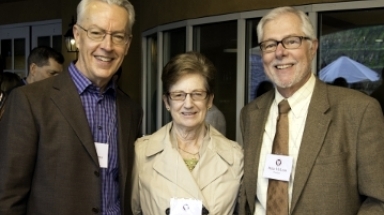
<box><xmin>95</xmin><ymin>142</ymin><xmax>109</xmax><ymax>168</ymax></box>
<box><xmin>170</xmin><ymin>198</ymin><xmax>202</xmax><ymax>215</ymax></box>
<box><xmin>263</xmin><ymin>154</ymin><xmax>293</xmax><ymax>181</ymax></box>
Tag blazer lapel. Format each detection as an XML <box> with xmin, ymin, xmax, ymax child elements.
<box><xmin>290</xmin><ymin>79</ymin><xmax>332</xmax><ymax>212</ymax></box>
<box><xmin>50</xmin><ymin>71</ymin><xmax>98</xmax><ymax>166</ymax></box>
<box><xmin>149</xmin><ymin>124</ymin><xmax>205</xmax><ymax>201</ymax></box>
<box><xmin>244</xmin><ymin>92</ymin><xmax>274</xmax><ymax>209</ymax></box>
<box><xmin>154</xmin><ymin>146</ymin><xmax>205</xmax><ymax>200</ymax></box>
<box><xmin>116</xmin><ymin>89</ymin><xmax>133</xmax><ymax>197</ymax></box>
<box><xmin>195</xmin><ymin>130</ymin><xmax>231</xmax><ymax>190</ymax></box>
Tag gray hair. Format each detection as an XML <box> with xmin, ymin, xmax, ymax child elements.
<box><xmin>77</xmin><ymin>0</ymin><xmax>135</xmax><ymax>33</ymax></box>
<box><xmin>257</xmin><ymin>6</ymin><xmax>316</xmax><ymax>43</ymax></box>
<box><xmin>162</xmin><ymin>51</ymin><xmax>216</xmax><ymax>95</ymax></box>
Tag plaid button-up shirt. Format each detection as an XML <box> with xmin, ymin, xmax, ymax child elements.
<box><xmin>69</xmin><ymin>63</ymin><xmax>120</xmax><ymax>215</ymax></box>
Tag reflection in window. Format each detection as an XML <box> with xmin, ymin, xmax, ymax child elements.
<box><xmin>163</xmin><ymin>28</ymin><xmax>186</xmax><ymax>64</ymax></box>
<box><xmin>52</xmin><ymin>35</ymin><xmax>62</xmax><ymax>53</ymax></box>
<box><xmin>193</xmin><ymin>21</ymin><xmax>237</xmax><ymax>140</ymax></box>
<box><xmin>162</xmin><ymin>28</ymin><xmax>186</xmax><ymax>125</ymax></box>
<box><xmin>38</xmin><ymin>36</ymin><xmax>50</xmax><ymax>47</ymax></box>
<box><xmin>1</xmin><ymin>39</ymin><xmax>12</xmax><ymax>71</ymax></box>
<box><xmin>319</xmin><ymin>9</ymin><xmax>384</xmax><ymax>94</ymax></box>
<box><xmin>246</xmin><ymin>18</ymin><xmax>272</xmax><ymax>103</ymax></box>
<box><xmin>14</xmin><ymin>39</ymin><xmax>25</xmax><ymax>71</ymax></box>
<box><xmin>145</xmin><ymin>35</ymin><xmax>158</xmax><ymax>135</ymax></box>
<box><xmin>37</xmin><ymin>35</ymin><xmax>62</xmax><ymax>53</ymax></box>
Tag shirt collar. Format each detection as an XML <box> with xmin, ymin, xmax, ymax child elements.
<box><xmin>274</xmin><ymin>73</ymin><xmax>316</xmax><ymax>117</ymax></box>
<box><xmin>68</xmin><ymin>62</ymin><xmax>116</xmax><ymax>96</ymax></box>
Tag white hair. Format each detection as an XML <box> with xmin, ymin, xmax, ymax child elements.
<box><xmin>77</xmin><ymin>0</ymin><xmax>135</xmax><ymax>33</ymax></box>
<box><xmin>257</xmin><ymin>6</ymin><xmax>316</xmax><ymax>44</ymax></box>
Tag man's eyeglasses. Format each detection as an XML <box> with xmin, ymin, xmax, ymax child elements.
<box><xmin>76</xmin><ymin>24</ymin><xmax>131</xmax><ymax>46</ymax></box>
<box><xmin>167</xmin><ymin>91</ymin><xmax>208</xmax><ymax>101</ymax></box>
<box><xmin>259</xmin><ymin>36</ymin><xmax>311</xmax><ymax>53</ymax></box>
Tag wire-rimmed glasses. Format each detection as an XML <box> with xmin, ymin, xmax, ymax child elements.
<box><xmin>167</xmin><ymin>91</ymin><xmax>208</xmax><ymax>101</ymax></box>
<box><xmin>76</xmin><ymin>24</ymin><xmax>131</xmax><ymax>46</ymax></box>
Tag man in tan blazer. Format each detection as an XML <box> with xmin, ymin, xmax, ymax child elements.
<box><xmin>0</xmin><ymin>0</ymin><xmax>142</xmax><ymax>214</ymax></box>
<box><xmin>239</xmin><ymin>6</ymin><xmax>384</xmax><ymax>215</ymax></box>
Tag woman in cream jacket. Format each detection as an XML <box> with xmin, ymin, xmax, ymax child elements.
<box><xmin>131</xmin><ymin>52</ymin><xmax>243</xmax><ymax>215</ymax></box>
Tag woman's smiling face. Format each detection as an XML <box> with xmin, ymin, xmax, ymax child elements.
<box><xmin>164</xmin><ymin>73</ymin><xmax>213</xmax><ymax>131</ymax></box>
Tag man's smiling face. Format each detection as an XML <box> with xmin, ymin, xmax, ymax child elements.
<box><xmin>73</xmin><ymin>1</ymin><xmax>131</xmax><ymax>89</ymax></box>
<box><xmin>261</xmin><ymin>12</ymin><xmax>317</xmax><ymax>96</ymax></box>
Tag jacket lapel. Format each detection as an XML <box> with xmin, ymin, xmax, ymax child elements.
<box><xmin>195</xmin><ymin>127</ymin><xmax>232</xmax><ymax>190</ymax></box>
<box><xmin>50</xmin><ymin>71</ymin><xmax>98</xmax><ymax>166</ymax></box>
<box><xmin>244</xmin><ymin>92</ymin><xmax>274</xmax><ymax>210</ymax></box>
<box><xmin>116</xmin><ymin>89</ymin><xmax>134</xmax><ymax>211</ymax></box>
<box><xmin>117</xmin><ymin>90</ymin><xmax>133</xmax><ymax>183</ymax></box>
<box><xmin>148</xmin><ymin>124</ymin><xmax>205</xmax><ymax>201</ymax></box>
<box><xmin>290</xmin><ymin>79</ymin><xmax>332</xmax><ymax>212</ymax></box>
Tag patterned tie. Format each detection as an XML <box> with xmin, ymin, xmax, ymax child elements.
<box><xmin>267</xmin><ymin>99</ymin><xmax>291</xmax><ymax>215</ymax></box>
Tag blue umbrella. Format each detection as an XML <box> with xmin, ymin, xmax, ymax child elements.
<box><xmin>319</xmin><ymin>56</ymin><xmax>379</xmax><ymax>83</ymax></box>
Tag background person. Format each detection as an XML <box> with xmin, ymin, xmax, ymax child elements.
<box><xmin>0</xmin><ymin>0</ymin><xmax>142</xmax><ymax>214</ymax></box>
<box><xmin>23</xmin><ymin>46</ymin><xmax>64</xmax><ymax>85</ymax></box>
<box><xmin>239</xmin><ymin>6</ymin><xmax>384</xmax><ymax>215</ymax></box>
<box><xmin>0</xmin><ymin>72</ymin><xmax>22</xmax><ymax>119</ymax></box>
<box><xmin>205</xmin><ymin>104</ymin><xmax>226</xmax><ymax>135</ymax></box>
<box><xmin>255</xmin><ymin>80</ymin><xmax>274</xmax><ymax>97</ymax></box>
<box><xmin>131</xmin><ymin>52</ymin><xmax>243</xmax><ymax>215</ymax></box>
<box><xmin>0</xmin><ymin>72</ymin><xmax>22</xmax><ymax>94</ymax></box>
<box><xmin>331</xmin><ymin>76</ymin><xmax>348</xmax><ymax>88</ymax></box>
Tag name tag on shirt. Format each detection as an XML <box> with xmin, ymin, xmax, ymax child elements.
<box><xmin>95</xmin><ymin>142</ymin><xmax>109</xmax><ymax>168</ymax></box>
<box><xmin>170</xmin><ymin>198</ymin><xmax>202</xmax><ymax>215</ymax></box>
<box><xmin>263</xmin><ymin>154</ymin><xmax>293</xmax><ymax>181</ymax></box>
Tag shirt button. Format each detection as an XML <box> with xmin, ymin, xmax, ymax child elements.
<box><xmin>92</xmin><ymin>207</ymin><xmax>99</xmax><ymax>213</ymax></box>
<box><xmin>97</xmin><ymin>125</ymin><xmax>102</xmax><ymax>130</ymax></box>
<box><xmin>94</xmin><ymin>171</ymin><xmax>100</xmax><ymax>177</ymax></box>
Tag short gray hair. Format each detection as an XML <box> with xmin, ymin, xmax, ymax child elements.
<box><xmin>257</xmin><ymin>6</ymin><xmax>316</xmax><ymax>43</ymax></box>
<box><xmin>162</xmin><ymin>52</ymin><xmax>216</xmax><ymax>95</ymax></box>
<box><xmin>77</xmin><ymin>0</ymin><xmax>135</xmax><ymax>33</ymax></box>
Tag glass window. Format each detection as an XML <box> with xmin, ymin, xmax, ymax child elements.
<box><xmin>1</xmin><ymin>38</ymin><xmax>26</xmax><ymax>77</ymax></box>
<box><xmin>31</xmin><ymin>21</ymin><xmax>62</xmax><ymax>51</ymax></box>
<box><xmin>1</xmin><ymin>39</ymin><xmax>12</xmax><ymax>71</ymax></box>
<box><xmin>163</xmin><ymin>28</ymin><xmax>186</xmax><ymax>64</ymax></box>
<box><xmin>141</xmin><ymin>2</ymin><xmax>384</xmax><ymax>143</ymax></box>
<box><xmin>52</xmin><ymin>35</ymin><xmax>62</xmax><ymax>53</ymax></box>
<box><xmin>145</xmin><ymin>34</ymin><xmax>158</xmax><ymax>135</ymax></box>
<box><xmin>193</xmin><ymin>21</ymin><xmax>237</xmax><ymax>140</ymax></box>
<box><xmin>38</xmin><ymin>36</ymin><xmax>50</xmax><ymax>47</ymax></box>
<box><xmin>318</xmin><ymin>9</ymin><xmax>384</xmax><ymax>95</ymax></box>
<box><xmin>245</xmin><ymin>18</ymin><xmax>272</xmax><ymax>103</ymax></box>
<box><xmin>14</xmin><ymin>38</ymin><xmax>26</xmax><ymax>77</ymax></box>
<box><xmin>162</xmin><ymin>28</ymin><xmax>186</xmax><ymax>125</ymax></box>
<box><xmin>37</xmin><ymin>35</ymin><xmax>62</xmax><ymax>53</ymax></box>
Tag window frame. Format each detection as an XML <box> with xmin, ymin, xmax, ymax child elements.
<box><xmin>141</xmin><ymin>0</ymin><xmax>384</xmax><ymax>143</ymax></box>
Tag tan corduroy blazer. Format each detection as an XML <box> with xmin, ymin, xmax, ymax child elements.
<box><xmin>239</xmin><ymin>78</ymin><xmax>384</xmax><ymax>215</ymax></box>
<box><xmin>131</xmin><ymin>122</ymin><xmax>244</xmax><ymax>215</ymax></box>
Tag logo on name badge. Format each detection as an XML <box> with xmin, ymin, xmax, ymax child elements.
<box><xmin>183</xmin><ymin>204</ymin><xmax>190</xmax><ymax>211</ymax></box>
<box><xmin>276</xmin><ymin>159</ymin><xmax>282</xmax><ymax>166</ymax></box>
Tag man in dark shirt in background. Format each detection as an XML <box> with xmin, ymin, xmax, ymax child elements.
<box><xmin>23</xmin><ymin>46</ymin><xmax>64</xmax><ymax>85</ymax></box>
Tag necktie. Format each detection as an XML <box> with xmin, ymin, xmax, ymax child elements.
<box><xmin>267</xmin><ymin>99</ymin><xmax>291</xmax><ymax>215</ymax></box>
